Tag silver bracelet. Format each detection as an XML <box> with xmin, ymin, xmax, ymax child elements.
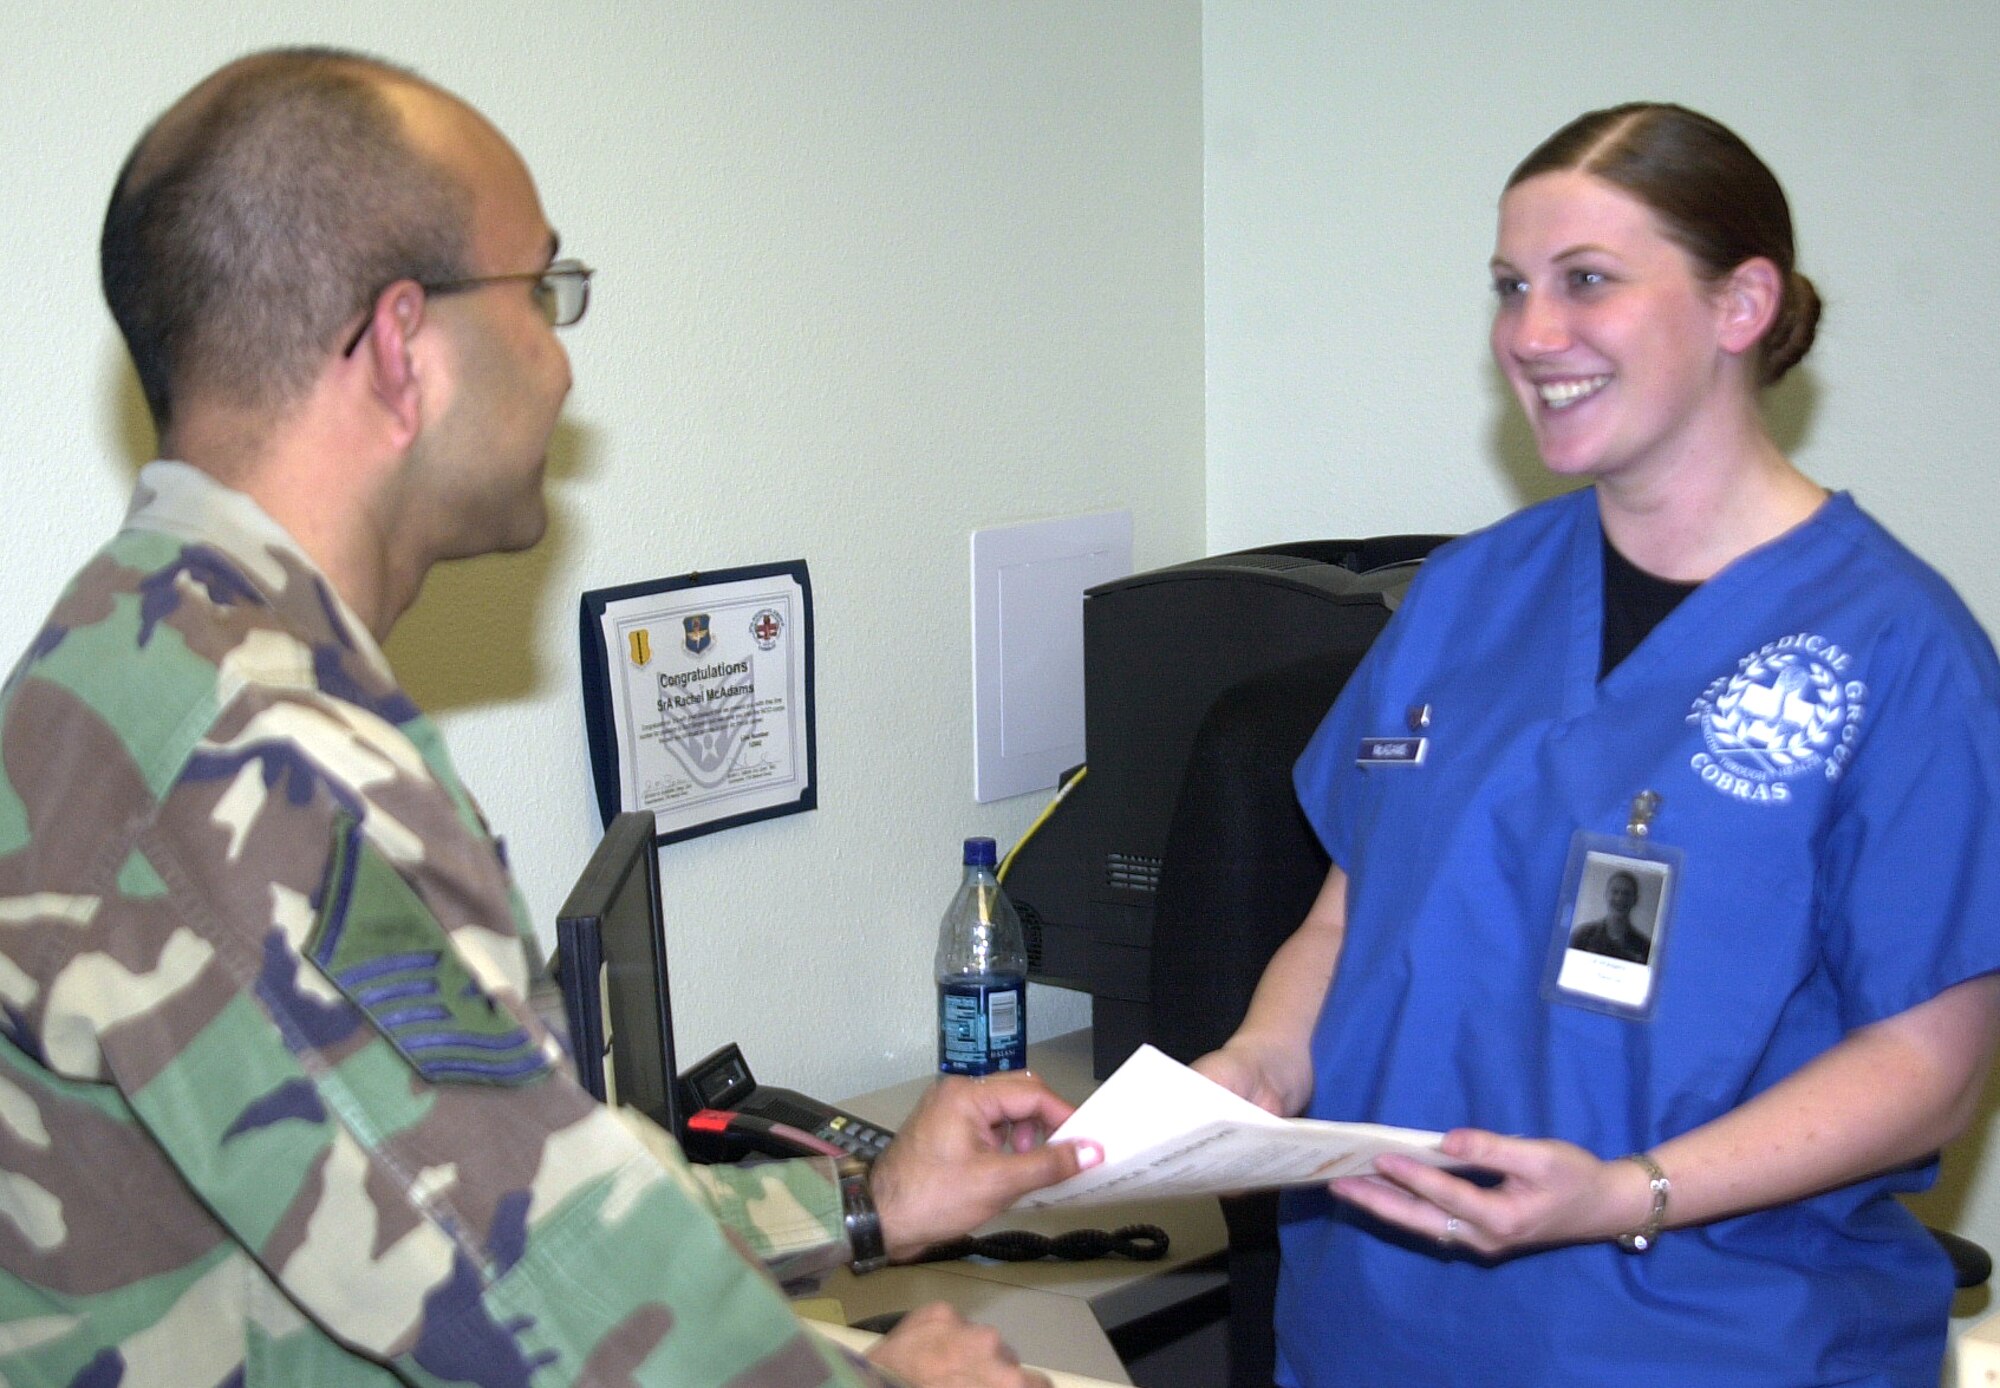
<box><xmin>838</xmin><ymin>1158</ymin><xmax>889</xmax><ymax>1274</ymax></box>
<box><xmin>1615</xmin><ymin>1151</ymin><xmax>1670</xmax><ymax>1254</ymax></box>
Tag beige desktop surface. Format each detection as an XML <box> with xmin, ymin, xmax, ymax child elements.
<box><xmin>1959</xmin><ymin>1309</ymin><xmax>2000</xmax><ymax>1385</ymax></box>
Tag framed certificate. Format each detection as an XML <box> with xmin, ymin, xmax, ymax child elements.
<box><xmin>579</xmin><ymin>561</ymin><xmax>816</xmax><ymax>844</ymax></box>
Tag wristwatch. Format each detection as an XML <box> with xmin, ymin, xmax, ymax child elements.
<box><xmin>837</xmin><ymin>1157</ymin><xmax>889</xmax><ymax>1274</ymax></box>
<box><xmin>1616</xmin><ymin>1151</ymin><xmax>1671</xmax><ymax>1254</ymax></box>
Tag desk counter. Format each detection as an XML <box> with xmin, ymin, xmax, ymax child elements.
<box><xmin>819</xmin><ymin>1029</ymin><xmax>1229</xmax><ymax>1384</ymax></box>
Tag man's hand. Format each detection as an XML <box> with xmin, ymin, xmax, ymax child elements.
<box><xmin>868</xmin><ymin>1072</ymin><xmax>1102</xmax><ymax>1260</ymax></box>
<box><xmin>864</xmin><ymin>1302</ymin><xmax>1051</xmax><ymax>1387</ymax></box>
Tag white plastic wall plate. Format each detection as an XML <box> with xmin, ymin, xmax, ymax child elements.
<box><xmin>970</xmin><ymin>511</ymin><xmax>1133</xmax><ymax>803</ymax></box>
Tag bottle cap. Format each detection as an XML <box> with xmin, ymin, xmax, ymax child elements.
<box><xmin>962</xmin><ymin>836</ymin><xmax>998</xmax><ymax>867</ymax></box>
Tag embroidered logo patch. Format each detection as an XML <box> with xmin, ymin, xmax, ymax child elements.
<box><xmin>306</xmin><ymin>814</ymin><xmax>550</xmax><ymax>1085</ymax></box>
<box><xmin>1686</xmin><ymin>633</ymin><xmax>1866</xmax><ymax>805</ymax></box>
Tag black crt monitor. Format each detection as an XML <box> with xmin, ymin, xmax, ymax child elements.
<box><xmin>1001</xmin><ymin>536</ymin><xmax>1450</xmax><ymax>1078</ymax></box>
<box><xmin>554</xmin><ymin>810</ymin><xmax>683</xmax><ymax>1142</ymax></box>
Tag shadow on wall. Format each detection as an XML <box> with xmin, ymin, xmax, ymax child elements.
<box><xmin>97</xmin><ymin>344</ymin><xmax>600</xmax><ymax>717</ymax></box>
<box><xmin>105</xmin><ymin>350</ymin><xmax>156</xmax><ymax>476</ymax></box>
<box><xmin>1482</xmin><ymin>363</ymin><xmax>1823</xmax><ymax>511</ymax></box>
<box><xmin>381</xmin><ymin>415</ymin><xmax>599</xmax><ymax>716</ymax></box>
<box><xmin>1905</xmin><ymin>1059</ymin><xmax>2000</xmax><ymax>1324</ymax></box>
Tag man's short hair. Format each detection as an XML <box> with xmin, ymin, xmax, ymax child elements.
<box><xmin>101</xmin><ymin>47</ymin><xmax>472</xmax><ymax>433</ymax></box>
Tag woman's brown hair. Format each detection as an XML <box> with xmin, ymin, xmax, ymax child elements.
<box><xmin>1508</xmin><ymin>103</ymin><xmax>1819</xmax><ymax>385</ymax></box>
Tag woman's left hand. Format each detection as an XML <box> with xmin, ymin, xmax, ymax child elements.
<box><xmin>1333</xmin><ymin>975</ymin><xmax>2000</xmax><ymax>1258</ymax></box>
<box><xmin>1329</xmin><ymin>1128</ymin><xmax>1646</xmax><ymax>1257</ymax></box>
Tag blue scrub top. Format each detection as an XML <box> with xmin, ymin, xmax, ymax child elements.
<box><xmin>1278</xmin><ymin>489</ymin><xmax>2000</xmax><ymax>1388</ymax></box>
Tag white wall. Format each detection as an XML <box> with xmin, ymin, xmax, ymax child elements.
<box><xmin>1205</xmin><ymin>0</ymin><xmax>2000</xmax><ymax>628</ymax></box>
<box><xmin>1205</xmin><ymin>0</ymin><xmax>2000</xmax><ymax>1343</ymax></box>
<box><xmin>0</xmin><ymin>3</ymin><xmax>1205</xmax><ymax>1101</ymax></box>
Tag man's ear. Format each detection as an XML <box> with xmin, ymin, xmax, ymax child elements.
<box><xmin>360</xmin><ymin>282</ymin><xmax>428</xmax><ymax>446</ymax></box>
<box><xmin>1716</xmin><ymin>257</ymin><xmax>1782</xmax><ymax>357</ymax></box>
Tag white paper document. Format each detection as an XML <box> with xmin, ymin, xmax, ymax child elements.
<box><xmin>1013</xmin><ymin>1044</ymin><xmax>1456</xmax><ymax>1209</ymax></box>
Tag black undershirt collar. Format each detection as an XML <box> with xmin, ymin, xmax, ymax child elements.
<box><xmin>1600</xmin><ymin>534</ymin><xmax>1700</xmax><ymax>680</ymax></box>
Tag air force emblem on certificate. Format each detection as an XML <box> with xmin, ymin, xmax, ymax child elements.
<box><xmin>1687</xmin><ymin>634</ymin><xmax>1866</xmax><ymax>804</ymax></box>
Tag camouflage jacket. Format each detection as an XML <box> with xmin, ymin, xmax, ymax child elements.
<box><xmin>0</xmin><ymin>463</ymin><xmax>893</xmax><ymax>1387</ymax></box>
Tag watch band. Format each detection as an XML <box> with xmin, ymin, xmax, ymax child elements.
<box><xmin>1615</xmin><ymin>1151</ymin><xmax>1670</xmax><ymax>1254</ymax></box>
<box><xmin>837</xmin><ymin>1157</ymin><xmax>889</xmax><ymax>1274</ymax></box>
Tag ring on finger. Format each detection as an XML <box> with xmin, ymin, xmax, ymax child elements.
<box><xmin>1439</xmin><ymin>1215</ymin><xmax>1461</xmax><ymax>1245</ymax></box>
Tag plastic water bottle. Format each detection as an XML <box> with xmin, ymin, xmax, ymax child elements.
<box><xmin>935</xmin><ymin>836</ymin><xmax>1028</xmax><ymax>1075</ymax></box>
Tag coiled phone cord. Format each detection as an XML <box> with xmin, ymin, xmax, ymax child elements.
<box><xmin>914</xmin><ymin>1223</ymin><xmax>1168</xmax><ymax>1264</ymax></box>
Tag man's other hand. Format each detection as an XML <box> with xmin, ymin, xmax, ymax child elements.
<box><xmin>868</xmin><ymin>1072</ymin><xmax>1102</xmax><ymax>1260</ymax></box>
<box><xmin>864</xmin><ymin>1302</ymin><xmax>1052</xmax><ymax>1388</ymax></box>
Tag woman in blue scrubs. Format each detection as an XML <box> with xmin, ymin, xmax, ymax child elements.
<box><xmin>1197</xmin><ymin>103</ymin><xmax>2000</xmax><ymax>1387</ymax></box>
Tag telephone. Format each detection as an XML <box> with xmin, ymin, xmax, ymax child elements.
<box><xmin>678</xmin><ymin>1041</ymin><xmax>895</xmax><ymax>1163</ymax></box>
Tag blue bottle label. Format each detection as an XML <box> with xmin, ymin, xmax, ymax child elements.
<box><xmin>937</xmin><ymin>977</ymin><xmax>1027</xmax><ymax>1076</ymax></box>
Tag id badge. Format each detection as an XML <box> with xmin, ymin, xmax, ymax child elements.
<box><xmin>1541</xmin><ymin>791</ymin><xmax>1683</xmax><ymax>1021</ymax></box>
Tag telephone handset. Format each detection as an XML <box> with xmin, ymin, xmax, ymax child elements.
<box><xmin>678</xmin><ymin>1041</ymin><xmax>895</xmax><ymax>1163</ymax></box>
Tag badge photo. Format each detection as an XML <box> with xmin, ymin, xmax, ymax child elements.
<box><xmin>1542</xmin><ymin>834</ymin><xmax>1682</xmax><ymax>1020</ymax></box>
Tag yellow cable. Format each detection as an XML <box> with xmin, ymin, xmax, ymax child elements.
<box><xmin>997</xmin><ymin>765</ymin><xmax>1088</xmax><ymax>884</ymax></box>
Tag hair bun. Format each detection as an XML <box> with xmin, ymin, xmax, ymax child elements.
<box><xmin>1761</xmin><ymin>270</ymin><xmax>1820</xmax><ymax>385</ymax></box>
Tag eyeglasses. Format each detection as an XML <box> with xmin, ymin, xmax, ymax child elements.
<box><xmin>342</xmin><ymin>258</ymin><xmax>594</xmax><ymax>355</ymax></box>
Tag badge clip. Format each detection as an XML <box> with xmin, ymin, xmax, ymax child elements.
<box><xmin>1627</xmin><ymin>790</ymin><xmax>1661</xmax><ymax>840</ymax></box>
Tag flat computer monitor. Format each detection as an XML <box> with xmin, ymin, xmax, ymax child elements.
<box><xmin>555</xmin><ymin>810</ymin><xmax>683</xmax><ymax>1141</ymax></box>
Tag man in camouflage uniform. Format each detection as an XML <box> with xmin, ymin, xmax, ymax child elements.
<box><xmin>0</xmin><ymin>48</ymin><xmax>1093</xmax><ymax>1387</ymax></box>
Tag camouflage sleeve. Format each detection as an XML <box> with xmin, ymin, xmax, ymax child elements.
<box><xmin>4</xmin><ymin>654</ymin><xmax>891</xmax><ymax>1384</ymax></box>
<box><xmin>610</xmin><ymin>1107</ymin><xmax>857</xmax><ymax>1287</ymax></box>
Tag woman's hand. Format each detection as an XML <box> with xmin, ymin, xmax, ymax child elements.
<box><xmin>1192</xmin><ymin>1036</ymin><xmax>1311</xmax><ymax>1117</ymax></box>
<box><xmin>1188</xmin><ymin>864</ymin><xmax>1351</xmax><ymax>1119</ymax></box>
<box><xmin>1329</xmin><ymin>973</ymin><xmax>2000</xmax><ymax>1259</ymax></box>
<box><xmin>1328</xmin><ymin>1128</ymin><xmax>1650</xmax><ymax>1257</ymax></box>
